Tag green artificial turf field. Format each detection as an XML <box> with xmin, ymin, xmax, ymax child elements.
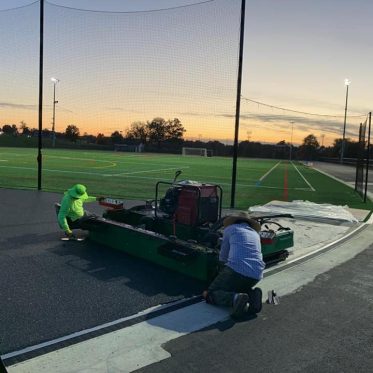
<box><xmin>0</xmin><ymin>147</ymin><xmax>371</xmax><ymax>210</ymax></box>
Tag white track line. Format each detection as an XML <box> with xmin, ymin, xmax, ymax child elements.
<box><xmin>291</xmin><ymin>161</ymin><xmax>316</xmax><ymax>191</ymax></box>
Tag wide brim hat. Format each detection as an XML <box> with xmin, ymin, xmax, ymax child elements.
<box><xmin>223</xmin><ymin>211</ymin><xmax>261</xmax><ymax>232</ymax></box>
<box><xmin>68</xmin><ymin>184</ymin><xmax>88</xmax><ymax>199</ymax></box>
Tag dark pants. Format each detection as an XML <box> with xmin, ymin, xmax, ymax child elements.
<box><xmin>208</xmin><ymin>266</ymin><xmax>259</xmax><ymax>307</ymax></box>
<box><xmin>55</xmin><ymin>203</ymin><xmax>98</xmax><ymax>231</ymax></box>
<box><xmin>0</xmin><ymin>357</ymin><xmax>8</xmax><ymax>373</ymax></box>
<box><xmin>67</xmin><ymin>214</ymin><xmax>97</xmax><ymax>230</ymax></box>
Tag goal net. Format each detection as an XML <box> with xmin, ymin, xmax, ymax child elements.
<box><xmin>182</xmin><ymin>147</ymin><xmax>208</xmax><ymax>157</ymax></box>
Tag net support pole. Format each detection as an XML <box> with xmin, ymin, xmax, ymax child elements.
<box><xmin>37</xmin><ymin>0</ymin><xmax>44</xmax><ymax>190</ymax></box>
<box><xmin>354</xmin><ymin>123</ymin><xmax>362</xmax><ymax>192</ymax></box>
<box><xmin>230</xmin><ymin>0</ymin><xmax>246</xmax><ymax>209</ymax></box>
<box><xmin>364</xmin><ymin>112</ymin><xmax>371</xmax><ymax>202</ymax></box>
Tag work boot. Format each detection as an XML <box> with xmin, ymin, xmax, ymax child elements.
<box><xmin>231</xmin><ymin>293</ymin><xmax>249</xmax><ymax>319</ymax></box>
<box><xmin>202</xmin><ymin>290</ymin><xmax>214</xmax><ymax>304</ymax></box>
<box><xmin>248</xmin><ymin>287</ymin><xmax>263</xmax><ymax>314</ymax></box>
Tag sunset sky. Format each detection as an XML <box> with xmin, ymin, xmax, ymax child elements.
<box><xmin>0</xmin><ymin>0</ymin><xmax>372</xmax><ymax>146</ymax></box>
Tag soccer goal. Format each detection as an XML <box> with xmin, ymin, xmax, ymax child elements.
<box><xmin>182</xmin><ymin>147</ymin><xmax>208</xmax><ymax>157</ymax></box>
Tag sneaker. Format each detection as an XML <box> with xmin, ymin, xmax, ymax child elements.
<box><xmin>231</xmin><ymin>293</ymin><xmax>249</xmax><ymax>319</ymax></box>
<box><xmin>248</xmin><ymin>288</ymin><xmax>263</xmax><ymax>314</ymax></box>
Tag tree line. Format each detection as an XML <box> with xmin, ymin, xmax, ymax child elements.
<box><xmin>0</xmin><ymin>119</ymin><xmax>369</xmax><ymax>161</ymax></box>
<box><xmin>1</xmin><ymin>117</ymin><xmax>185</xmax><ymax>145</ymax></box>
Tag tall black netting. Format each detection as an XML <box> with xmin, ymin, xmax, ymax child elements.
<box><xmin>0</xmin><ymin>1</ymin><xmax>39</xmax><ymax>189</ymax></box>
<box><xmin>0</xmin><ymin>0</ymin><xmax>242</xmax><ymax>194</ymax></box>
<box><xmin>43</xmin><ymin>0</ymin><xmax>241</xmax><ymax>142</ymax></box>
<box><xmin>355</xmin><ymin>121</ymin><xmax>366</xmax><ymax>197</ymax></box>
<box><xmin>40</xmin><ymin>0</ymin><xmax>241</xmax><ymax>196</ymax></box>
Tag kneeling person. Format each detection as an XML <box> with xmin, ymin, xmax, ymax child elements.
<box><xmin>205</xmin><ymin>212</ymin><xmax>264</xmax><ymax>319</ymax></box>
<box><xmin>57</xmin><ymin>184</ymin><xmax>103</xmax><ymax>239</ymax></box>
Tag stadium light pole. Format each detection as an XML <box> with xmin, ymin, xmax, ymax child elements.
<box><xmin>340</xmin><ymin>78</ymin><xmax>350</xmax><ymax>163</ymax></box>
<box><xmin>51</xmin><ymin>77</ymin><xmax>59</xmax><ymax>148</ymax></box>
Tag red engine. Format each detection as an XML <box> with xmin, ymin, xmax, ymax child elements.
<box><xmin>159</xmin><ymin>182</ymin><xmax>221</xmax><ymax>226</ymax></box>
<box><xmin>175</xmin><ymin>184</ymin><xmax>219</xmax><ymax>226</ymax></box>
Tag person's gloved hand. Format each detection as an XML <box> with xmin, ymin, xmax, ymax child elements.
<box><xmin>96</xmin><ymin>196</ymin><xmax>105</xmax><ymax>202</ymax></box>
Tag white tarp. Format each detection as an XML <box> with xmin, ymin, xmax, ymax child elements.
<box><xmin>249</xmin><ymin>200</ymin><xmax>359</xmax><ymax>224</ymax></box>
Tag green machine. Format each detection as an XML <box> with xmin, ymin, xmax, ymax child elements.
<box><xmin>88</xmin><ymin>173</ymin><xmax>294</xmax><ymax>282</ymax></box>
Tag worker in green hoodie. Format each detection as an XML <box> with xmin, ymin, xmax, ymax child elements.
<box><xmin>57</xmin><ymin>184</ymin><xmax>104</xmax><ymax>238</ymax></box>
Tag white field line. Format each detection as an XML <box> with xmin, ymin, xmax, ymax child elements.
<box><xmin>0</xmin><ymin>152</ymin><xmax>180</xmax><ymax>168</ymax></box>
<box><xmin>45</xmin><ymin>154</ymin><xmax>178</xmax><ymax>168</ymax></box>
<box><xmin>45</xmin><ymin>155</ymin><xmax>114</xmax><ymax>163</ymax></box>
<box><xmin>0</xmin><ymin>165</ymin><xmax>189</xmax><ymax>179</ymax></box>
<box><xmin>258</xmin><ymin>161</ymin><xmax>281</xmax><ymax>182</ymax></box>
<box><xmin>108</xmin><ymin>166</ymin><xmax>189</xmax><ymax>177</ymax></box>
<box><xmin>0</xmin><ymin>165</ymin><xmax>104</xmax><ymax>177</ymax></box>
<box><xmin>311</xmin><ymin>166</ymin><xmax>354</xmax><ymax>189</ymax></box>
<box><xmin>291</xmin><ymin>161</ymin><xmax>316</xmax><ymax>191</ymax></box>
<box><xmin>0</xmin><ymin>164</ymin><xmax>310</xmax><ymax>190</ymax></box>
<box><xmin>44</xmin><ymin>156</ymin><xmax>117</xmax><ymax>169</ymax></box>
<box><xmin>218</xmin><ymin>180</ymin><xmax>311</xmax><ymax>191</ymax></box>
<box><xmin>0</xmin><ymin>153</ymin><xmax>29</xmax><ymax>157</ymax></box>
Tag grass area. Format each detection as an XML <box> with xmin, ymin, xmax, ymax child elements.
<box><xmin>0</xmin><ymin>146</ymin><xmax>371</xmax><ymax>210</ymax></box>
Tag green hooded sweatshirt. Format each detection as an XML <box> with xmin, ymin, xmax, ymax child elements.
<box><xmin>58</xmin><ymin>184</ymin><xmax>96</xmax><ymax>233</ymax></box>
